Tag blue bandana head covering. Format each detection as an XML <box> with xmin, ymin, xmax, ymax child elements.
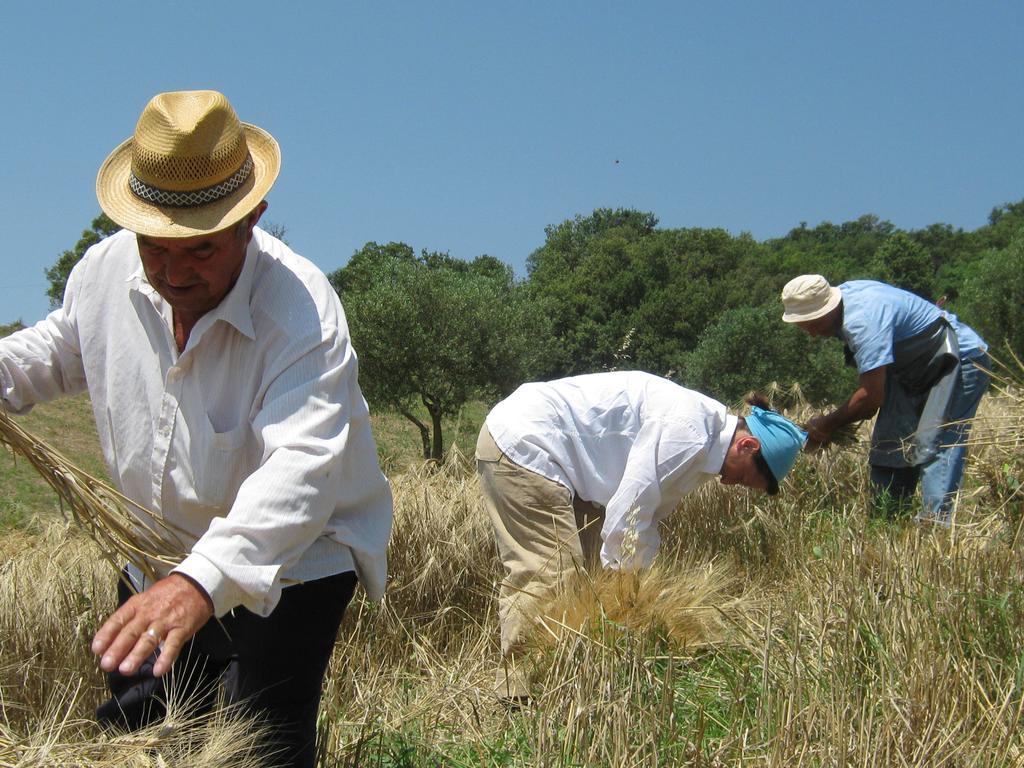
<box><xmin>744</xmin><ymin>406</ymin><xmax>807</xmax><ymax>483</ymax></box>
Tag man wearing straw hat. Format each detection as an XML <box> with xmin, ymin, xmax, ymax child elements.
<box><xmin>0</xmin><ymin>90</ymin><xmax>392</xmax><ymax>766</ymax></box>
<box><xmin>780</xmin><ymin>275</ymin><xmax>990</xmax><ymax>524</ymax></box>
<box><xmin>476</xmin><ymin>371</ymin><xmax>806</xmax><ymax>699</ymax></box>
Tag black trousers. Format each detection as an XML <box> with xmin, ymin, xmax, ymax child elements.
<box><xmin>97</xmin><ymin>569</ymin><xmax>358</xmax><ymax>768</ymax></box>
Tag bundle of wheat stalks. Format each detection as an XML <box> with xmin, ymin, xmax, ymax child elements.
<box><xmin>0</xmin><ymin>700</ymin><xmax>268</xmax><ymax>768</ymax></box>
<box><xmin>532</xmin><ymin>557</ymin><xmax>745</xmax><ymax>651</ymax></box>
<box><xmin>0</xmin><ymin>406</ymin><xmax>185</xmax><ymax>582</ymax></box>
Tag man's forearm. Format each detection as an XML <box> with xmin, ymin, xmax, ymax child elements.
<box><xmin>811</xmin><ymin>366</ymin><xmax>887</xmax><ymax>442</ymax></box>
<box><xmin>805</xmin><ymin>393</ymin><xmax>874</xmax><ymax>448</ymax></box>
<box><xmin>821</xmin><ymin>387</ymin><xmax>880</xmax><ymax>432</ymax></box>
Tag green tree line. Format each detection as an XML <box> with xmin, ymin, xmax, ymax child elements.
<box><xmin>41</xmin><ymin>199</ymin><xmax>1024</xmax><ymax>460</ymax></box>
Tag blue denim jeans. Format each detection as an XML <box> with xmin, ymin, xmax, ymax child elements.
<box><xmin>869</xmin><ymin>350</ymin><xmax>990</xmax><ymax>524</ymax></box>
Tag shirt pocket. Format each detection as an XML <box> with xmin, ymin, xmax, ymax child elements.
<box><xmin>193</xmin><ymin>413</ymin><xmax>250</xmax><ymax>509</ymax></box>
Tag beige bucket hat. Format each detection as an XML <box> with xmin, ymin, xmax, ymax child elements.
<box><xmin>96</xmin><ymin>90</ymin><xmax>280</xmax><ymax>238</ymax></box>
<box><xmin>780</xmin><ymin>274</ymin><xmax>842</xmax><ymax>323</ymax></box>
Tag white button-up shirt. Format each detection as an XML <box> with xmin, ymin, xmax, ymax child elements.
<box><xmin>0</xmin><ymin>227</ymin><xmax>392</xmax><ymax>617</ymax></box>
<box><xmin>485</xmin><ymin>371</ymin><xmax>737</xmax><ymax>570</ymax></box>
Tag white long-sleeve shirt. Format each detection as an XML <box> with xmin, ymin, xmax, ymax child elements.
<box><xmin>0</xmin><ymin>227</ymin><xmax>393</xmax><ymax>617</ymax></box>
<box><xmin>485</xmin><ymin>371</ymin><xmax>736</xmax><ymax>569</ymax></box>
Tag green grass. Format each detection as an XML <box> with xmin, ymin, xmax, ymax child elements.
<box><xmin>370</xmin><ymin>400</ymin><xmax>489</xmax><ymax>474</ymax></box>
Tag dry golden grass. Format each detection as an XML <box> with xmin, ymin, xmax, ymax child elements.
<box><xmin>531</xmin><ymin>558</ymin><xmax>744</xmax><ymax>651</ymax></box>
<box><xmin>0</xmin><ymin>407</ymin><xmax>187</xmax><ymax>581</ymax></box>
<box><xmin>0</xmin><ymin>528</ymin><xmax>270</xmax><ymax>768</ymax></box>
<box><xmin>0</xmin><ymin>696</ymin><xmax>270</xmax><ymax>768</ymax></box>
<box><xmin>1</xmin><ymin>380</ymin><xmax>1023</xmax><ymax>765</ymax></box>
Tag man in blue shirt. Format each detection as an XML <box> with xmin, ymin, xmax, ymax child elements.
<box><xmin>781</xmin><ymin>275</ymin><xmax>990</xmax><ymax>524</ymax></box>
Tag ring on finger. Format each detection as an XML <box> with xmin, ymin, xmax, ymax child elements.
<box><xmin>144</xmin><ymin>627</ymin><xmax>162</xmax><ymax>643</ymax></box>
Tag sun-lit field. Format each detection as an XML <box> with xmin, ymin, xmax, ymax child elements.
<box><xmin>1</xmin><ymin>379</ymin><xmax>1022</xmax><ymax>766</ymax></box>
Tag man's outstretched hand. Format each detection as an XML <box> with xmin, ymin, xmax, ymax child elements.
<box><xmin>92</xmin><ymin>572</ymin><xmax>214</xmax><ymax>677</ymax></box>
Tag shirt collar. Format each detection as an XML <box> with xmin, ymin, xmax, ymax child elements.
<box><xmin>126</xmin><ymin>233</ymin><xmax>260</xmax><ymax>341</ymax></box>
<box><xmin>701</xmin><ymin>412</ymin><xmax>738</xmax><ymax>474</ymax></box>
<box><xmin>209</xmin><ymin>237</ymin><xmax>259</xmax><ymax>340</ymax></box>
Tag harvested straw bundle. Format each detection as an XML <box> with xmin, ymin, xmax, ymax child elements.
<box><xmin>0</xmin><ymin>689</ymin><xmax>270</xmax><ymax>768</ymax></box>
<box><xmin>530</xmin><ymin>557</ymin><xmax>745</xmax><ymax>651</ymax></box>
<box><xmin>0</xmin><ymin>406</ymin><xmax>187</xmax><ymax>582</ymax></box>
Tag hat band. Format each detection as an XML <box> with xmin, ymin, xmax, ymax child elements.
<box><xmin>128</xmin><ymin>154</ymin><xmax>254</xmax><ymax>208</ymax></box>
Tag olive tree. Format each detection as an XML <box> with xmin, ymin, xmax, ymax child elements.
<box><xmin>331</xmin><ymin>243</ymin><xmax>551</xmax><ymax>461</ymax></box>
<box><xmin>45</xmin><ymin>213</ymin><xmax>119</xmax><ymax>308</ymax></box>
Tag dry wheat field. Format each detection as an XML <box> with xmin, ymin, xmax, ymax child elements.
<box><xmin>1</xmin><ymin>379</ymin><xmax>1022</xmax><ymax>767</ymax></box>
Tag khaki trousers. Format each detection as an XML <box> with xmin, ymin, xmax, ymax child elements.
<box><xmin>476</xmin><ymin>425</ymin><xmax>605</xmax><ymax>664</ymax></box>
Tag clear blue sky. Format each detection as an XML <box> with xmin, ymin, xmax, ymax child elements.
<box><xmin>2</xmin><ymin>1</ymin><xmax>1021</xmax><ymax>325</ymax></box>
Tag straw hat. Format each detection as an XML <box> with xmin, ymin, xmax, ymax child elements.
<box><xmin>780</xmin><ymin>274</ymin><xmax>842</xmax><ymax>323</ymax></box>
<box><xmin>96</xmin><ymin>90</ymin><xmax>280</xmax><ymax>238</ymax></box>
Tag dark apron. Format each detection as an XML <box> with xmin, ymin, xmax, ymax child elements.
<box><xmin>846</xmin><ymin>317</ymin><xmax>960</xmax><ymax>468</ymax></box>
